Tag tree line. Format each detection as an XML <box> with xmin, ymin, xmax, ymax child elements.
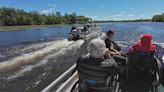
<box><xmin>0</xmin><ymin>7</ymin><xmax>90</xmax><ymax>26</ymax></box>
<box><xmin>93</xmin><ymin>19</ymin><xmax>151</xmax><ymax>23</ymax></box>
<box><xmin>152</xmin><ymin>13</ymin><xmax>164</xmax><ymax>22</ymax></box>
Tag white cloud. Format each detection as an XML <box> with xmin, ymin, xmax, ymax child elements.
<box><xmin>127</xmin><ymin>14</ymin><xmax>134</xmax><ymax>17</ymax></box>
<box><xmin>40</xmin><ymin>7</ymin><xmax>56</xmax><ymax>14</ymax></box>
<box><xmin>99</xmin><ymin>5</ymin><xmax>105</xmax><ymax>8</ymax></box>
<box><xmin>40</xmin><ymin>3</ymin><xmax>56</xmax><ymax>14</ymax></box>
<box><xmin>88</xmin><ymin>16</ymin><xmax>98</xmax><ymax>20</ymax></box>
<box><xmin>48</xmin><ymin>3</ymin><xmax>56</xmax><ymax>7</ymax></box>
<box><xmin>112</xmin><ymin>14</ymin><xmax>122</xmax><ymax>17</ymax></box>
<box><xmin>140</xmin><ymin>15</ymin><xmax>145</xmax><ymax>17</ymax></box>
<box><xmin>153</xmin><ymin>12</ymin><xmax>161</xmax><ymax>15</ymax></box>
<box><xmin>41</xmin><ymin>9</ymin><xmax>50</xmax><ymax>14</ymax></box>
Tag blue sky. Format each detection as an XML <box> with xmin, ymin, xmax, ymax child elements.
<box><xmin>0</xmin><ymin>0</ymin><xmax>164</xmax><ymax>20</ymax></box>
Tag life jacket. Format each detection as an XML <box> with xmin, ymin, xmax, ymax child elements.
<box><xmin>128</xmin><ymin>50</ymin><xmax>157</xmax><ymax>72</ymax></box>
<box><xmin>125</xmin><ymin>34</ymin><xmax>159</xmax><ymax>91</ymax></box>
<box><xmin>126</xmin><ymin>50</ymin><xmax>158</xmax><ymax>92</ymax></box>
<box><xmin>128</xmin><ymin>34</ymin><xmax>157</xmax><ymax>72</ymax></box>
<box><xmin>77</xmin><ymin>55</ymin><xmax>119</xmax><ymax>92</ymax></box>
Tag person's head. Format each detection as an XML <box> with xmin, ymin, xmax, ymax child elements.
<box><xmin>106</xmin><ymin>30</ymin><xmax>115</xmax><ymax>40</ymax></box>
<box><xmin>87</xmin><ymin>39</ymin><xmax>106</xmax><ymax>59</ymax></box>
<box><xmin>140</xmin><ymin>34</ymin><xmax>152</xmax><ymax>46</ymax></box>
<box><xmin>72</xmin><ymin>24</ymin><xmax>76</xmax><ymax>27</ymax></box>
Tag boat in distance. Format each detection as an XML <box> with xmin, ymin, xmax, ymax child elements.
<box><xmin>68</xmin><ymin>25</ymin><xmax>102</xmax><ymax>41</ymax></box>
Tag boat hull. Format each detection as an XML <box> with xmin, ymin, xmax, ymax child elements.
<box><xmin>68</xmin><ymin>27</ymin><xmax>102</xmax><ymax>41</ymax></box>
<box><xmin>155</xmin><ymin>45</ymin><xmax>164</xmax><ymax>87</ymax></box>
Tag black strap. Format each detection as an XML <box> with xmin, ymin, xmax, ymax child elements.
<box><xmin>70</xmin><ymin>80</ymin><xmax>79</xmax><ymax>92</ymax></box>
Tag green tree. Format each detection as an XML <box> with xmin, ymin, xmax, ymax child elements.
<box><xmin>152</xmin><ymin>13</ymin><xmax>164</xmax><ymax>22</ymax></box>
<box><xmin>0</xmin><ymin>7</ymin><xmax>90</xmax><ymax>26</ymax></box>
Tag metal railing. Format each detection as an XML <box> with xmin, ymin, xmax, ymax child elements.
<box><xmin>41</xmin><ymin>64</ymin><xmax>77</xmax><ymax>92</ymax></box>
<box><xmin>41</xmin><ymin>44</ymin><xmax>164</xmax><ymax>92</ymax></box>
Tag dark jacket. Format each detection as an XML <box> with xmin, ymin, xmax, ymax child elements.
<box><xmin>77</xmin><ymin>55</ymin><xmax>119</xmax><ymax>92</ymax></box>
<box><xmin>105</xmin><ymin>38</ymin><xmax>121</xmax><ymax>51</ymax></box>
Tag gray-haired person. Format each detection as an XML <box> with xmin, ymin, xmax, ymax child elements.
<box><xmin>77</xmin><ymin>39</ymin><xmax>119</xmax><ymax>92</ymax></box>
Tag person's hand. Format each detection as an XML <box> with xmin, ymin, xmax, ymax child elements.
<box><xmin>115</xmin><ymin>51</ymin><xmax>121</xmax><ymax>55</ymax></box>
<box><xmin>104</xmin><ymin>49</ymin><xmax>112</xmax><ymax>59</ymax></box>
<box><xmin>111</xmin><ymin>48</ymin><xmax>120</xmax><ymax>55</ymax></box>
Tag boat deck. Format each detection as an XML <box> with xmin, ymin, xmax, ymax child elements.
<box><xmin>41</xmin><ymin>44</ymin><xmax>164</xmax><ymax>92</ymax></box>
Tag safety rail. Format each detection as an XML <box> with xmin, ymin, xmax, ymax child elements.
<box><xmin>41</xmin><ymin>44</ymin><xmax>164</xmax><ymax>92</ymax></box>
<box><xmin>41</xmin><ymin>64</ymin><xmax>77</xmax><ymax>92</ymax></box>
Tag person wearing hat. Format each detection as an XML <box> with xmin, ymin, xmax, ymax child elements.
<box><xmin>124</xmin><ymin>34</ymin><xmax>158</xmax><ymax>92</ymax></box>
<box><xmin>129</xmin><ymin>33</ymin><xmax>156</xmax><ymax>52</ymax></box>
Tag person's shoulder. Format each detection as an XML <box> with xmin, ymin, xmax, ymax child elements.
<box><xmin>105</xmin><ymin>38</ymin><xmax>110</xmax><ymax>44</ymax></box>
<box><xmin>101</xmin><ymin>58</ymin><xmax>118</xmax><ymax>67</ymax></box>
<box><xmin>77</xmin><ymin>54</ymin><xmax>89</xmax><ymax>63</ymax></box>
<box><xmin>105</xmin><ymin>38</ymin><xmax>109</xmax><ymax>41</ymax></box>
<box><xmin>80</xmin><ymin>54</ymin><xmax>89</xmax><ymax>59</ymax></box>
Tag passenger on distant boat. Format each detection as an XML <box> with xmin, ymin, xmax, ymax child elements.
<box><xmin>77</xmin><ymin>39</ymin><xmax>119</xmax><ymax>92</ymax></box>
<box><xmin>71</xmin><ymin>25</ymin><xmax>77</xmax><ymax>30</ymax></box>
<box><xmin>83</xmin><ymin>25</ymin><xmax>88</xmax><ymax>32</ymax></box>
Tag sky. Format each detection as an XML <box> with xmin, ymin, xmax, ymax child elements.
<box><xmin>0</xmin><ymin>0</ymin><xmax>164</xmax><ymax>20</ymax></box>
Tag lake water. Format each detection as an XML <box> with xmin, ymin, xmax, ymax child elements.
<box><xmin>0</xmin><ymin>22</ymin><xmax>164</xmax><ymax>92</ymax></box>
<box><xmin>0</xmin><ymin>22</ymin><xmax>164</xmax><ymax>47</ymax></box>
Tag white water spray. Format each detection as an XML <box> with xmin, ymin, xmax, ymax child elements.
<box><xmin>6</xmin><ymin>40</ymin><xmax>84</xmax><ymax>80</ymax></box>
<box><xmin>0</xmin><ymin>39</ymin><xmax>75</xmax><ymax>73</ymax></box>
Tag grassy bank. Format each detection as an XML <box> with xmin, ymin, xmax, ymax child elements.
<box><xmin>0</xmin><ymin>24</ymin><xmax>68</xmax><ymax>31</ymax></box>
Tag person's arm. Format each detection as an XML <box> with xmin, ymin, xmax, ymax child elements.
<box><xmin>112</xmin><ymin>41</ymin><xmax>121</xmax><ymax>51</ymax></box>
<box><xmin>105</xmin><ymin>39</ymin><xmax>110</xmax><ymax>50</ymax></box>
<box><xmin>104</xmin><ymin>49</ymin><xmax>112</xmax><ymax>59</ymax></box>
<box><xmin>109</xmin><ymin>49</ymin><xmax>121</xmax><ymax>56</ymax></box>
<box><xmin>109</xmin><ymin>58</ymin><xmax>120</xmax><ymax>75</ymax></box>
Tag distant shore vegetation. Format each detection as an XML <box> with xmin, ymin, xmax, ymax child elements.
<box><xmin>0</xmin><ymin>7</ymin><xmax>91</xmax><ymax>26</ymax></box>
<box><xmin>0</xmin><ymin>7</ymin><xmax>164</xmax><ymax>27</ymax></box>
<box><xmin>152</xmin><ymin>13</ymin><xmax>164</xmax><ymax>22</ymax></box>
<box><xmin>93</xmin><ymin>19</ymin><xmax>151</xmax><ymax>23</ymax></box>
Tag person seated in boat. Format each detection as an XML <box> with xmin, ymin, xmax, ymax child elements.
<box><xmin>71</xmin><ymin>25</ymin><xmax>77</xmax><ymax>31</ymax></box>
<box><xmin>83</xmin><ymin>25</ymin><xmax>87</xmax><ymax>32</ymax></box>
<box><xmin>77</xmin><ymin>39</ymin><xmax>119</xmax><ymax>92</ymax></box>
<box><xmin>129</xmin><ymin>34</ymin><xmax>156</xmax><ymax>52</ymax></box>
<box><xmin>105</xmin><ymin>30</ymin><xmax>126</xmax><ymax>68</ymax></box>
<box><xmin>128</xmin><ymin>33</ymin><xmax>157</xmax><ymax>73</ymax></box>
<box><xmin>105</xmin><ymin>30</ymin><xmax>121</xmax><ymax>55</ymax></box>
<box><xmin>128</xmin><ymin>34</ymin><xmax>156</xmax><ymax>66</ymax></box>
<box><xmin>87</xmin><ymin>24</ymin><xmax>90</xmax><ymax>28</ymax></box>
<box><xmin>124</xmin><ymin>34</ymin><xmax>158</xmax><ymax>92</ymax></box>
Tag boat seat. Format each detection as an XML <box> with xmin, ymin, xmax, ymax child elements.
<box><xmin>123</xmin><ymin>51</ymin><xmax>159</xmax><ymax>91</ymax></box>
<box><xmin>128</xmin><ymin>51</ymin><xmax>158</xmax><ymax>73</ymax></box>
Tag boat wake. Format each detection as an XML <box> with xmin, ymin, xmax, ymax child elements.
<box><xmin>0</xmin><ymin>39</ymin><xmax>84</xmax><ymax>77</ymax></box>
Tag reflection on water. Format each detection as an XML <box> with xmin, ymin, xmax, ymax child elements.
<box><xmin>100</xmin><ymin>22</ymin><xmax>164</xmax><ymax>42</ymax></box>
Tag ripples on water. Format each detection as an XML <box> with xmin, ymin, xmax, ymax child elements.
<box><xmin>0</xmin><ymin>38</ymin><xmax>85</xmax><ymax>92</ymax></box>
<box><xmin>0</xmin><ymin>22</ymin><xmax>164</xmax><ymax>92</ymax></box>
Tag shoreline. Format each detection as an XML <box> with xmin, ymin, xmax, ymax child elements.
<box><xmin>0</xmin><ymin>24</ymin><xmax>71</xmax><ymax>32</ymax></box>
<box><xmin>0</xmin><ymin>22</ymin><xmax>162</xmax><ymax>32</ymax></box>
